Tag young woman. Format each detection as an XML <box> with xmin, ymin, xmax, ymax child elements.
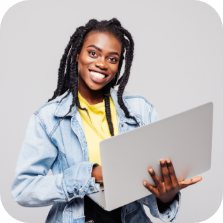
<box><xmin>11</xmin><ymin>18</ymin><xmax>202</xmax><ymax>223</ymax></box>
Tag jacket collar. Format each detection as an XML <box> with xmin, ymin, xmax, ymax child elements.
<box><xmin>53</xmin><ymin>90</ymin><xmax>141</xmax><ymax>124</ymax></box>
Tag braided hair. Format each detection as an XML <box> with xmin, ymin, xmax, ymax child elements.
<box><xmin>48</xmin><ymin>18</ymin><xmax>140</xmax><ymax>136</ymax></box>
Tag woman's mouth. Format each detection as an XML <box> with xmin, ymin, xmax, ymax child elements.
<box><xmin>89</xmin><ymin>70</ymin><xmax>108</xmax><ymax>84</ymax></box>
<box><xmin>90</xmin><ymin>70</ymin><xmax>106</xmax><ymax>79</ymax></box>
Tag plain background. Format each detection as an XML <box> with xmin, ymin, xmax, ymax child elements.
<box><xmin>0</xmin><ymin>0</ymin><xmax>223</xmax><ymax>222</ymax></box>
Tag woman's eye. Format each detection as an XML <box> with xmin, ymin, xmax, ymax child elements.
<box><xmin>89</xmin><ymin>51</ymin><xmax>97</xmax><ymax>57</ymax></box>
<box><xmin>109</xmin><ymin>57</ymin><xmax>118</xmax><ymax>62</ymax></box>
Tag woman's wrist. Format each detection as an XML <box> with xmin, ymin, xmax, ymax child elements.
<box><xmin>156</xmin><ymin>193</ymin><xmax>179</xmax><ymax>213</ymax></box>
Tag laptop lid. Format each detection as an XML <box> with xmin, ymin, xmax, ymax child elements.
<box><xmin>100</xmin><ymin>102</ymin><xmax>213</xmax><ymax>211</ymax></box>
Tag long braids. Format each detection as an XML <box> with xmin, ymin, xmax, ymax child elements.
<box><xmin>48</xmin><ymin>18</ymin><xmax>139</xmax><ymax>136</ymax></box>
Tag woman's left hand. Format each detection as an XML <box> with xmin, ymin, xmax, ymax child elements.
<box><xmin>143</xmin><ymin>158</ymin><xmax>202</xmax><ymax>203</ymax></box>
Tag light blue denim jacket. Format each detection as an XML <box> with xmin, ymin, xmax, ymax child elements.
<box><xmin>11</xmin><ymin>89</ymin><xmax>181</xmax><ymax>223</ymax></box>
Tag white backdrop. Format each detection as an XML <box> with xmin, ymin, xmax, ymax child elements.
<box><xmin>0</xmin><ymin>0</ymin><xmax>223</xmax><ymax>223</ymax></box>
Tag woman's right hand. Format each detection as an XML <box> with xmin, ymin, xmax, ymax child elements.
<box><xmin>91</xmin><ymin>166</ymin><xmax>103</xmax><ymax>182</ymax></box>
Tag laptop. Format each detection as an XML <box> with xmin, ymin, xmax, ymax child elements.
<box><xmin>87</xmin><ymin>102</ymin><xmax>213</xmax><ymax>211</ymax></box>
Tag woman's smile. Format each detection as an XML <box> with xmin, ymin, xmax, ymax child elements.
<box><xmin>89</xmin><ymin>69</ymin><xmax>108</xmax><ymax>83</ymax></box>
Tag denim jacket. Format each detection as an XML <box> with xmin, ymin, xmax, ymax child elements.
<box><xmin>11</xmin><ymin>89</ymin><xmax>181</xmax><ymax>223</ymax></box>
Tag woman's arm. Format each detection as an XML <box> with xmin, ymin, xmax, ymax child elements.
<box><xmin>11</xmin><ymin>113</ymin><xmax>99</xmax><ymax>207</ymax></box>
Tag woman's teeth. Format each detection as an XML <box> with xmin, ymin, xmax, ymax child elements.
<box><xmin>90</xmin><ymin>71</ymin><xmax>106</xmax><ymax>79</ymax></box>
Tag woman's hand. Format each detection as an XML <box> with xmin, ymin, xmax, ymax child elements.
<box><xmin>91</xmin><ymin>165</ymin><xmax>103</xmax><ymax>182</ymax></box>
<box><xmin>143</xmin><ymin>158</ymin><xmax>202</xmax><ymax>203</ymax></box>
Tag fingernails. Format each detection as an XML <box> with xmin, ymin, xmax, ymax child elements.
<box><xmin>159</xmin><ymin>159</ymin><xmax>165</xmax><ymax>164</ymax></box>
<box><xmin>149</xmin><ymin>168</ymin><xmax>153</xmax><ymax>174</ymax></box>
<box><xmin>166</xmin><ymin>159</ymin><xmax>171</xmax><ymax>164</ymax></box>
<box><xmin>143</xmin><ymin>181</ymin><xmax>147</xmax><ymax>186</ymax></box>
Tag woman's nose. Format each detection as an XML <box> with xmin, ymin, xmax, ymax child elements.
<box><xmin>95</xmin><ymin>60</ymin><xmax>108</xmax><ymax>70</ymax></box>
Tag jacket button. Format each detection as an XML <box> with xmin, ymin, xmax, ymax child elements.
<box><xmin>75</xmin><ymin>190</ymin><xmax>79</xmax><ymax>195</ymax></box>
<box><xmin>68</xmin><ymin>192</ymin><xmax>73</xmax><ymax>198</ymax></box>
<box><xmin>121</xmin><ymin>124</ymin><xmax>124</xmax><ymax>128</ymax></box>
<box><xmin>90</xmin><ymin>187</ymin><xmax>94</xmax><ymax>192</ymax></box>
<box><xmin>168</xmin><ymin>215</ymin><xmax>170</xmax><ymax>218</ymax></box>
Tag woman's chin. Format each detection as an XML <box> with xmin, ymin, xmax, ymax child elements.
<box><xmin>87</xmin><ymin>82</ymin><xmax>106</xmax><ymax>91</ymax></box>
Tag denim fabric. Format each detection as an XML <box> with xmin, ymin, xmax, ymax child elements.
<box><xmin>11</xmin><ymin>89</ymin><xmax>181</xmax><ymax>223</ymax></box>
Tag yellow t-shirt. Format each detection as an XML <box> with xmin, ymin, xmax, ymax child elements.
<box><xmin>78</xmin><ymin>92</ymin><xmax>119</xmax><ymax>166</ymax></box>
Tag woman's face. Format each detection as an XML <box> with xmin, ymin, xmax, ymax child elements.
<box><xmin>76</xmin><ymin>31</ymin><xmax>122</xmax><ymax>91</ymax></box>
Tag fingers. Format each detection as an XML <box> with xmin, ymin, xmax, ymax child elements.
<box><xmin>179</xmin><ymin>176</ymin><xmax>202</xmax><ymax>190</ymax></box>
<box><xmin>166</xmin><ymin>158</ymin><xmax>178</xmax><ymax>187</ymax></box>
<box><xmin>160</xmin><ymin>159</ymin><xmax>172</xmax><ymax>191</ymax></box>
<box><xmin>143</xmin><ymin>181</ymin><xmax>159</xmax><ymax>197</ymax></box>
<box><xmin>148</xmin><ymin>168</ymin><xmax>165</xmax><ymax>193</ymax></box>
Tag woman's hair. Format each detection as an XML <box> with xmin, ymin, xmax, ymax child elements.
<box><xmin>48</xmin><ymin>18</ymin><xmax>139</xmax><ymax>136</ymax></box>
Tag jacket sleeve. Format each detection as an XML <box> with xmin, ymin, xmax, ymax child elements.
<box><xmin>11</xmin><ymin>113</ymin><xmax>100</xmax><ymax>207</ymax></box>
<box><xmin>138</xmin><ymin>192</ymin><xmax>181</xmax><ymax>222</ymax></box>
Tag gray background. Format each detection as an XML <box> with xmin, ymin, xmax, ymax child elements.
<box><xmin>0</xmin><ymin>0</ymin><xmax>223</xmax><ymax>222</ymax></box>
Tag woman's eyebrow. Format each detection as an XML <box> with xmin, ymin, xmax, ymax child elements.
<box><xmin>86</xmin><ymin>44</ymin><xmax>120</xmax><ymax>57</ymax></box>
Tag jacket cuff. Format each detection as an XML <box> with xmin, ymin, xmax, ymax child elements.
<box><xmin>62</xmin><ymin>162</ymin><xmax>99</xmax><ymax>201</ymax></box>
<box><xmin>156</xmin><ymin>193</ymin><xmax>178</xmax><ymax>213</ymax></box>
<box><xmin>137</xmin><ymin>191</ymin><xmax>181</xmax><ymax>222</ymax></box>
<box><xmin>150</xmin><ymin>192</ymin><xmax>181</xmax><ymax>222</ymax></box>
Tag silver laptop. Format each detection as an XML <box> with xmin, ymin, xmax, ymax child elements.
<box><xmin>87</xmin><ymin>102</ymin><xmax>213</xmax><ymax>211</ymax></box>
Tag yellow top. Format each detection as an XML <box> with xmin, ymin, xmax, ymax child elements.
<box><xmin>78</xmin><ymin>92</ymin><xmax>119</xmax><ymax>166</ymax></box>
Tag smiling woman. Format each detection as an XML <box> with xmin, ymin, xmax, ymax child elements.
<box><xmin>11</xmin><ymin>18</ymin><xmax>201</xmax><ymax>223</ymax></box>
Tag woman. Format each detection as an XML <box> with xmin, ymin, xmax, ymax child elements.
<box><xmin>11</xmin><ymin>18</ymin><xmax>202</xmax><ymax>223</ymax></box>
